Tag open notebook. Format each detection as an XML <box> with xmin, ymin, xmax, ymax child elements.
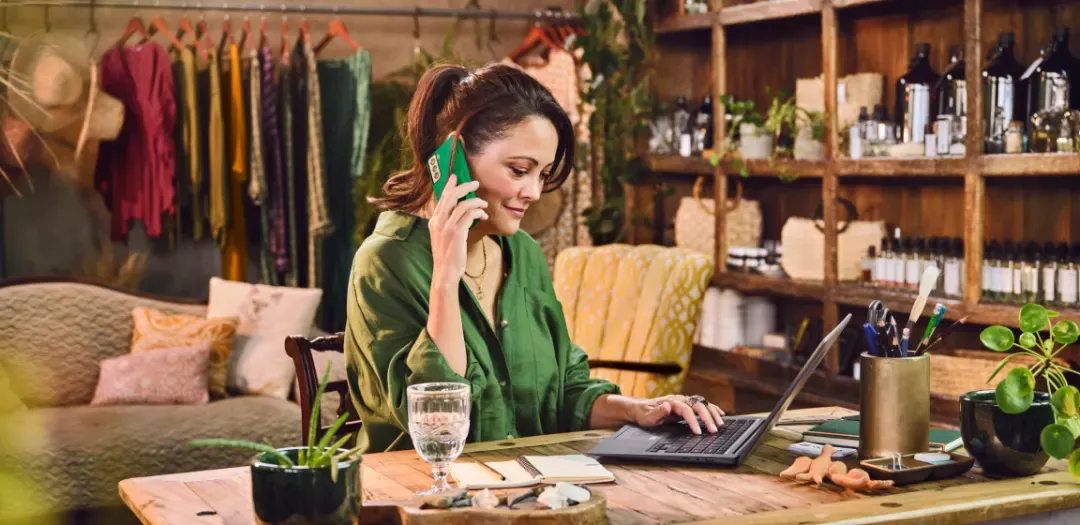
<box><xmin>450</xmin><ymin>455</ymin><xmax>616</xmax><ymax>489</ymax></box>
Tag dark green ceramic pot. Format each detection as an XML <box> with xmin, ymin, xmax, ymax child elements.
<box><xmin>250</xmin><ymin>446</ymin><xmax>361</xmax><ymax>525</ymax></box>
<box><xmin>959</xmin><ymin>390</ymin><xmax>1053</xmax><ymax>477</ymax></box>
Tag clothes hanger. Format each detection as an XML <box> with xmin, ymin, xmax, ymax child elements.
<box><xmin>150</xmin><ymin>18</ymin><xmax>187</xmax><ymax>51</ymax></box>
<box><xmin>507</xmin><ymin>18</ymin><xmax>562</xmax><ymax>62</ymax></box>
<box><xmin>314</xmin><ymin>8</ymin><xmax>359</xmax><ymax>54</ymax></box>
<box><xmin>114</xmin><ymin>1</ymin><xmax>151</xmax><ymax>48</ymax></box>
<box><xmin>218</xmin><ymin>7</ymin><xmax>232</xmax><ymax>56</ymax></box>
<box><xmin>237</xmin><ymin>14</ymin><xmax>252</xmax><ymax>50</ymax></box>
<box><xmin>298</xmin><ymin>5</ymin><xmax>310</xmax><ymax>44</ymax></box>
<box><xmin>279</xmin><ymin>10</ymin><xmax>289</xmax><ymax>64</ymax></box>
<box><xmin>257</xmin><ymin>8</ymin><xmax>268</xmax><ymax>50</ymax></box>
<box><xmin>195</xmin><ymin>4</ymin><xmax>214</xmax><ymax>54</ymax></box>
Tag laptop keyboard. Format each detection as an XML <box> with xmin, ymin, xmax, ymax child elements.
<box><xmin>646</xmin><ymin>419</ymin><xmax>754</xmax><ymax>455</ymax></box>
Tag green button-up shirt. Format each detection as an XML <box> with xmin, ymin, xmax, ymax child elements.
<box><xmin>345</xmin><ymin>210</ymin><xmax>620</xmax><ymax>454</ymax></box>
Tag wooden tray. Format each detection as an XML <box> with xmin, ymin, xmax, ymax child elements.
<box><xmin>860</xmin><ymin>452</ymin><xmax>975</xmax><ymax>486</ymax></box>
<box><xmin>357</xmin><ymin>492</ymin><xmax>607</xmax><ymax>525</ymax></box>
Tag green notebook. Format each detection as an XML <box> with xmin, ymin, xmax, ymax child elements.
<box><xmin>802</xmin><ymin>418</ymin><xmax>964</xmax><ymax>452</ymax></box>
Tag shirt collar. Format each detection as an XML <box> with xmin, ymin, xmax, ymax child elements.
<box><xmin>373</xmin><ymin>210</ymin><xmax>423</xmax><ymax>241</ymax></box>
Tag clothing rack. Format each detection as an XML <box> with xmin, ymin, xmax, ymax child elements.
<box><xmin>0</xmin><ymin>1</ymin><xmax>580</xmax><ymax>21</ymax></box>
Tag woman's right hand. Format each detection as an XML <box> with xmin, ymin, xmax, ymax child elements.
<box><xmin>428</xmin><ymin>175</ymin><xmax>488</xmax><ymax>288</ymax></box>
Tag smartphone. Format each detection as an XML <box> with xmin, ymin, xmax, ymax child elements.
<box><xmin>427</xmin><ymin>133</ymin><xmax>477</xmax><ymax>204</ymax></box>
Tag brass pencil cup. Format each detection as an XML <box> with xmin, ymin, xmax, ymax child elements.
<box><xmin>859</xmin><ymin>352</ymin><xmax>930</xmax><ymax>460</ymax></box>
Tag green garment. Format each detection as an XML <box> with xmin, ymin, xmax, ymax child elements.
<box><xmin>345</xmin><ymin>210</ymin><xmax>621</xmax><ymax>455</ymax></box>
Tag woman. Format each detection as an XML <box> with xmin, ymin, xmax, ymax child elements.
<box><xmin>345</xmin><ymin>63</ymin><xmax>725</xmax><ymax>454</ymax></box>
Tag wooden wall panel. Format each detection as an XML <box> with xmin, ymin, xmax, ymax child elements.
<box><xmin>983</xmin><ymin>0</ymin><xmax>1080</xmax><ymax>67</ymax></box>
<box><xmin>838</xmin><ymin>180</ymin><xmax>966</xmax><ymax>240</ymax></box>
<box><xmin>984</xmin><ymin>179</ymin><xmax>1080</xmax><ymax>244</ymax></box>
<box><xmin>837</xmin><ymin>0</ymin><xmax>964</xmax><ymax>124</ymax></box>
<box><xmin>724</xmin><ymin>16</ymin><xmax>823</xmax><ymax>112</ymax></box>
<box><xmin>654</xmin><ymin>33</ymin><xmax>715</xmax><ymax>104</ymax></box>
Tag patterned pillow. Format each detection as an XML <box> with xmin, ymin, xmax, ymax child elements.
<box><xmin>130</xmin><ymin>307</ymin><xmax>239</xmax><ymax>399</ymax></box>
<box><xmin>90</xmin><ymin>345</ymin><xmax>212</xmax><ymax>406</ymax></box>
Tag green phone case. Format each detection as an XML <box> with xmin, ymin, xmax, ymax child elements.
<box><xmin>428</xmin><ymin>134</ymin><xmax>476</xmax><ymax>204</ymax></box>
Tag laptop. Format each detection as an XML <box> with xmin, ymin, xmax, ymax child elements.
<box><xmin>587</xmin><ymin>313</ymin><xmax>852</xmax><ymax>466</ymax></box>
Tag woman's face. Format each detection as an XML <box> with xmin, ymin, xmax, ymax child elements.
<box><xmin>466</xmin><ymin>115</ymin><xmax>559</xmax><ymax>236</ymax></box>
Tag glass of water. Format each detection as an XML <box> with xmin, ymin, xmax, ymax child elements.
<box><xmin>407</xmin><ymin>382</ymin><xmax>471</xmax><ymax>495</ymax></box>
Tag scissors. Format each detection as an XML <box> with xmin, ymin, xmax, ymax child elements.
<box><xmin>868</xmin><ymin>300</ymin><xmax>890</xmax><ymax>330</ymax></box>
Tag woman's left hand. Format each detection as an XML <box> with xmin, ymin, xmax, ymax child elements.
<box><xmin>629</xmin><ymin>395</ymin><xmax>725</xmax><ymax>435</ymax></box>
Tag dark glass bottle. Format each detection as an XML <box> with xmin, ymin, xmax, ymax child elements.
<box><xmin>692</xmin><ymin>95</ymin><xmax>714</xmax><ymax>154</ymax></box>
<box><xmin>936</xmin><ymin>46</ymin><xmax>967</xmax><ymax>144</ymax></box>
<box><xmin>897</xmin><ymin>43</ymin><xmax>941</xmax><ymax>145</ymax></box>
<box><xmin>1024</xmin><ymin>27</ymin><xmax>1072</xmax><ymax>123</ymax></box>
<box><xmin>984</xmin><ymin>32</ymin><xmax>1025</xmax><ymax>147</ymax></box>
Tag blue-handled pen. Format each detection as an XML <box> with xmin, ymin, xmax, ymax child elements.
<box><xmin>863</xmin><ymin>323</ymin><xmax>880</xmax><ymax>357</ymax></box>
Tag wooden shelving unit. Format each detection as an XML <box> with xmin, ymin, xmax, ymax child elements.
<box><xmin>640</xmin><ymin>0</ymin><xmax>1080</xmax><ymax>382</ymax></box>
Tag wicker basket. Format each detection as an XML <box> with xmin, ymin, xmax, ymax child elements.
<box><xmin>929</xmin><ymin>350</ymin><xmax>1060</xmax><ymax>399</ymax></box>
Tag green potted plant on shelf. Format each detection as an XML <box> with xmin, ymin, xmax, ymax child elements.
<box><xmin>960</xmin><ymin>304</ymin><xmax>1080</xmax><ymax>478</ymax></box>
<box><xmin>189</xmin><ymin>365</ymin><xmax>363</xmax><ymax>525</ymax></box>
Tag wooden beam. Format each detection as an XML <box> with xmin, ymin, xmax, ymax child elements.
<box><xmin>713</xmin><ymin>18</ymin><xmax>728</xmax><ymax>270</ymax></box>
<box><xmin>964</xmin><ymin>0</ymin><xmax>984</xmax><ymax>306</ymax></box>
<box><xmin>822</xmin><ymin>0</ymin><xmax>839</xmax><ymax>376</ymax></box>
<box><xmin>656</xmin><ymin>12</ymin><xmax>715</xmax><ymax>34</ymax></box>
<box><xmin>981</xmin><ymin>154</ymin><xmax>1080</xmax><ymax>176</ymax></box>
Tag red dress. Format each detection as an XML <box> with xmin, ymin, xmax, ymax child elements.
<box><xmin>96</xmin><ymin>43</ymin><xmax>176</xmax><ymax>241</ymax></box>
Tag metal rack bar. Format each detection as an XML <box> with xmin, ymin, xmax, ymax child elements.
<box><xmin>0</xmin><ymin>1</ymin><xmax>580</xmax><ymax>21</ymax></box>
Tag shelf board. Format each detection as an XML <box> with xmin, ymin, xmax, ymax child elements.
<box><xmin>831</xmin><ymin>0</ymin><xmax>892</xmax><ymax>8</ymax></box>
<box><xmin>719</xmin><ymin>158</ymin><xmax>826</xmax><ymax>178</ymax></box>
<box><xmin>981</xmin><ymin>154</ymin><xmax>1080</xmax><ymax>176</ymax></box>
<box><xmin>833</xmin><ymin>284</ymin><xmax>1080</xmax><ymax>329</ymax></box>
<box><xmin>834</xmin><ymin>157</ymin><xmax>967</xmax><ymax>176</ymax></box>
<box><xmin>721</xmin><ymin>0</ymin><xmax>822</xmax><ymax>26</ymax></box>
<box><xmin>655</xmin><ymin>12</ymin><xmax>716</xmax><ymax>34</ymax></box>
<box><xmin>833</xmin><ymin>284</ymin><xmax>966</xmax><ymax>323</ymax></box>
<box><xmin>643</xmin><ymin>155</ymin><xmax>825</xmax><ymax>178</ymax></box>
<box><xmin>644</xmin><ymin>154</ymin><xmax>713</xmax><ymax>175</ymax></box>
<box><xmin>713</xmin><ymin>272</ymin><xmax>826</xmax><ymax>301</ymax></box>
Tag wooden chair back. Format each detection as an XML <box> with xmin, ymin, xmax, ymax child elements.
<box><xmin>284</xmin><ymin>333</ymin><xmax>361</xmax><ymax>446</ymax></box>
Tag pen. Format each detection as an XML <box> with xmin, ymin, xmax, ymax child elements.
<box><xmin>863</xmin><ymin>323</ymin><xmax>880</xmax><ymax>357</ymax></box>
<box><xmin>916</xmin><ymin>316</ymin><xmax>968</xmax><ymax>355</ymax></box>
<box><xmin>917</xmin><ymin>303</ymin><xmax>947</xmax><ymax>353</ymax></box>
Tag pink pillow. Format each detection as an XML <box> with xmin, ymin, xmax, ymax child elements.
<box><xmin>90</xmin><ymin>345</ymin><xmax>212</xmax><ymax>406</ymax></box>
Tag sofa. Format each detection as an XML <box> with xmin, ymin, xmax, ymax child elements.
<box><xmin>0</xmin><ymin>278</ymin><xmax>304</xmax><ymax>518</ymax></box>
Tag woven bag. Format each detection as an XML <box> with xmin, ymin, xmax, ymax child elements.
<box><xmin>674</xmin><ymin>177</ymin><xmax>762</xmax><ymax>258</ymax></box>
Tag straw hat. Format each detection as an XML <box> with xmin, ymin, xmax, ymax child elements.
<box><xmin>8</xmin><ymin>31</ymin><xmax>124</xmax><ymax>138</ymax></box>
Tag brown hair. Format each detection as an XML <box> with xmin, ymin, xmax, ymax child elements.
<box><xmin>371</xmin><ymin>63</ymin><xmax>576</xmax><ymax>213</ymax></box>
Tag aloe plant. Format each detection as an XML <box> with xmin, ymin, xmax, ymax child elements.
<box><xmin>189</xmin><ymin>363</ymin><xmax>361</xmax><ymax>481</ymax></box>
<box><xmin>980</xmin><ymin>304</ymin><xmax>1080</xmax><ymax>478</ymax></box>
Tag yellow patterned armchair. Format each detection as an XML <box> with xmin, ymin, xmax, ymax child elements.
<box><xmin>553</xmin><ymin>244</ymin><xmax>714</xmax><ymax>399</ymax></box>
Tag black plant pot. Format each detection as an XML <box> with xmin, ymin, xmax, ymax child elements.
<box><xmin>960</xmin><ymin>390</ymin><xmax>1053</xmax><ymax>477</ymax></box>
<box><xmin>250</xmin><ymin>446</ymin><xmax>362</xmax><ymax>525</ymax></box>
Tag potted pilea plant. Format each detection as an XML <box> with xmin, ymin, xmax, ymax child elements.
<box><xmin>190</xmin><ymin>365</ymin><xmax>363</xmax><ymax>525</ymax></box>
<box><xmin>960</xmin><ymin>304</ymin><xmax>1080</xmax><ymax>478</ymax></box>
<box><xmin>718</xmin><ymin>93</ymin><xmax>770</xmax><ymax>164</ymax></box>
<box><xmin>712</xmin><ymin>90</ymin><xmax>823</xmax><ymax>179</ymax></box>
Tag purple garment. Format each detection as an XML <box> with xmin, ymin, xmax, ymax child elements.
<box><xmin>260</xmin><ymin>47</ymin><xmax>289</xmax><ymax>274</ymax></box>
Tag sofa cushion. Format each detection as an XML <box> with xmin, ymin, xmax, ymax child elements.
<box><xmin>0</xmin><ymin>396</ymin><xmax>302</xmax><ymax>514</ymax></box>
<box><xmin>90</xmin><ymin>345</ymin><xmax>212</xmax><ymax>406</ymax></box>
<box><xmin>0</xmin><ymin>282</ymin><xmax>207</xmax><ymax>408</ymax></box>
<box><xmin>130</xmin><ymin>307</ymin><xmax>239</xmax><ymax>400</ymax></box>
<box><xmin>207</xmin><ymin>277</ymin><xmax>322</xmax><ymax>400</ymax></box>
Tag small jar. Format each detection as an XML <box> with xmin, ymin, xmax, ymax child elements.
<box><xmin>727</xmin><ymin>247</ymin><xmax>745</xmax><ymax>272</ymax></box>
<box><xmin>1005</xmin><ymin>121</ymin><xmax>1023</xmax><ymax>153</ymax></box>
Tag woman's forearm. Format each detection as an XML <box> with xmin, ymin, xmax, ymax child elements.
<box><xmin>427</xmin><ymin>273</ymin><xmax>468</xmax><ymax>377</ymax></box>
<box><xmin>587</xmin><ymin>394</ymin><xmax>635</xmax><ymax>429</ymax></box>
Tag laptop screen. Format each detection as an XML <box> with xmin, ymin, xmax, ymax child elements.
<box><xmin>746</xmin><ymin>313</ymin><xmax>852</xmax><ymax>451</ymax></box>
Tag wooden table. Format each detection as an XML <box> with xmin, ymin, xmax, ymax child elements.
<box><xmin>119</xmin><ymin>407</ymin><xmax>1080</xmax><ymax>524</ymax></box>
